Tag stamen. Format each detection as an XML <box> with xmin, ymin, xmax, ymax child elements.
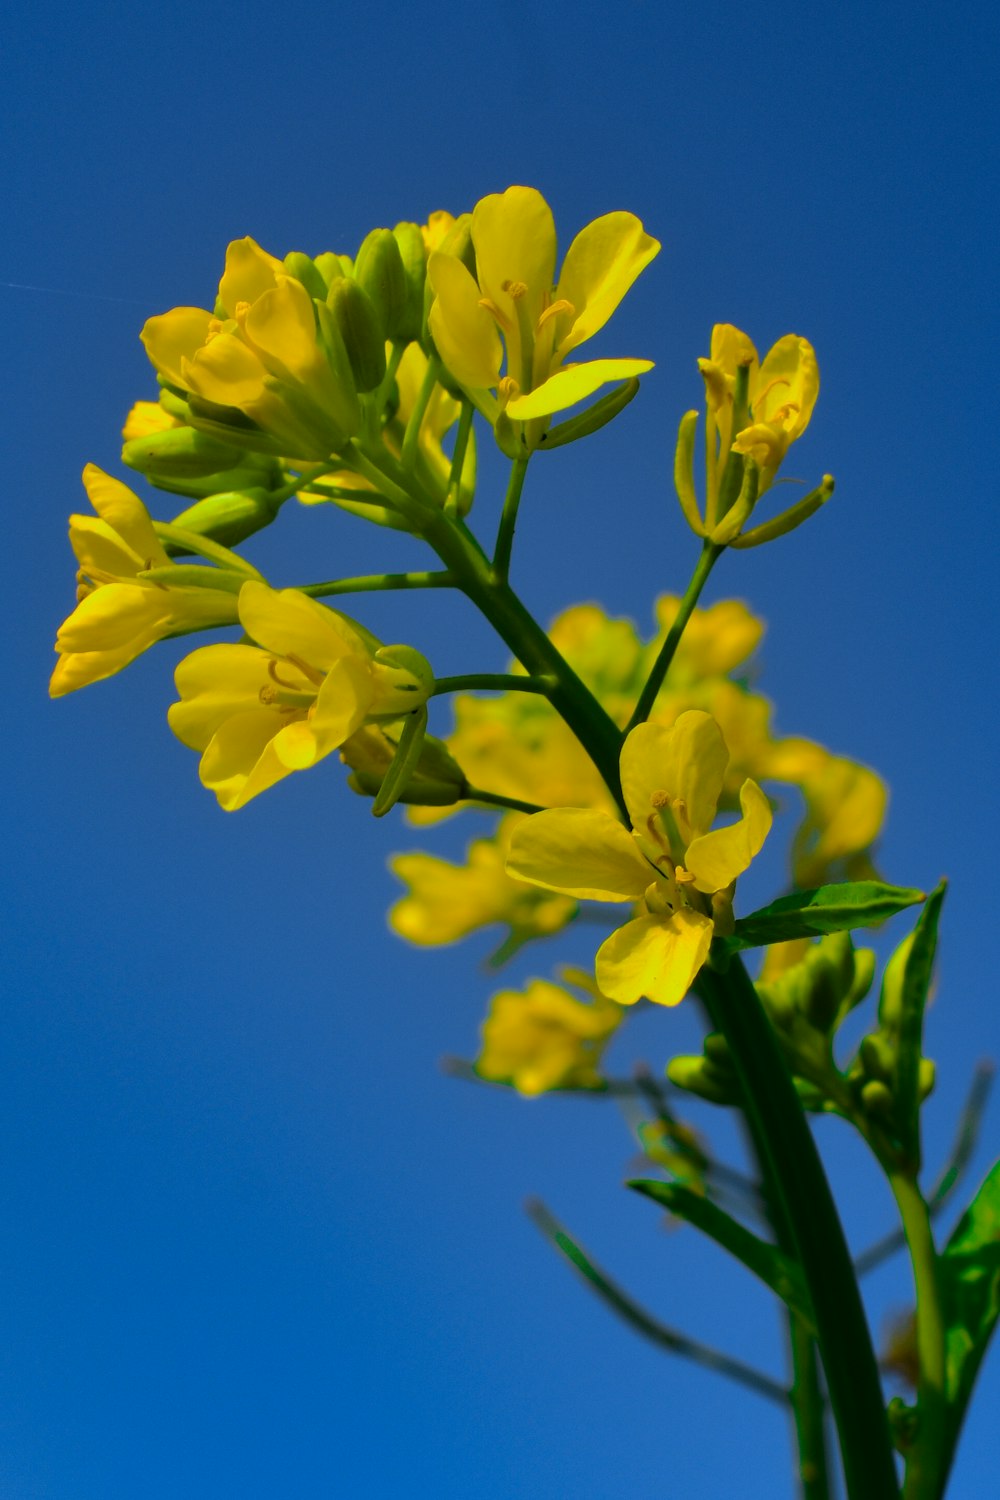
<box><xmin>501</xmin><ymin>279</ymin><xmax>528</xmax><ymax>300</ymax></box>
<box><xmin>675</xmin><ymin>866</ymin><xmax>696</xmax><ymax>885</ymax></box>
<box><xmin>651</xmin><ymin>790</ymin><xmax>671</xmax><ymax>809</ymax></box>
<box><xmin>259</xmin><ymin>684</ymin><xmax>278</xmax><ymax>705</ymax></box>
<box><xmin>266</xmin><ymin>656</ymin><xmax>324</xmax><ymax>692</ymax></box>
<box><xmin>752</xmin><ymin>374</ymin><xmax>790</xmax><ymax>413</ymax></box>
<box><xmin>536</xmin><ymin>298</ymin><xmax>574</xmax><ymax>333</ymax></box>
<box><xmin>478</xmin><ymin>297</ymin><xmax>514</xmax><ymax>334</ymax></box>
<box><xmin>498</xmin><ymin>375</ymin><xmax>521</xmax><ymax>408</ymax></box>
<box><xmin>283</xmin><ymin>651</ymin><xmax>326</xmax><ymax>688</ymax></box>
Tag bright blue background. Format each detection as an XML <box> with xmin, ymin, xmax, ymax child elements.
<box><xmin>4</xmin><ymin>1</ymin><xmax>998</xmax><ymax>1494</ymax></box>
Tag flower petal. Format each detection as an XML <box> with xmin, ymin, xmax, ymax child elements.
<box><xmin>80</xmin><ymin>465</ymin><xmax>169</xmax><ymax>566</ymax></box>
<box><xmin>218</xmin><ymin>236</ymin><xmax>284</xmax><ymax>315</ymax></box>
<box><xmin>168</xmin><ymin>643</ymin><xmax>272</xmax><ymax>749</ymax></box>
<box><xmin>505</xmin><ymin>358</ymin><xmax>653</xmax><ymax>420</ymax></box>
<box><xmin>596</xmin><ymin>909</ymin><xmax>713</xmax><ymax>1007</ymax></box>
<box><xmin>199</xmin><ymin>708</ymin><xmax>290</xmax><ymax>810</ymax></box>
<box><xmin>753</xmin><ymin>335</ymin><xmax>818</xmax><ymax>439</ymax></box>
<box><xmin>237</xmin><ymin>582</ymin><xmax>366</xmax><ymax>672</ymax></box>
<box><xmin>471</xmin><ymin>186</ymin><xmax>556</xmax><ymax>329</ymax></box>
<box><xmin>310</xmin><ymin>653</ymin><xmax>374</xmax><ymax>752</ymax></box>
<box><xmin>555</xmin><ymin>212</ymin><xmax>660</xmax><ymax>355</ymax></box>
<box><xmin>55</xmin><ymin>583</ymin><xmax>169</xmax><ymax>653</ymax></box>
<box><xmin>506</xmin><ymin>807</ymin><xmax>652</xmax><ymax>901</ymax></box>
<box><xmin>621</xmin><ymin>711</ymin><xmax>728</xmax><ymax>845</ymax></box>
<box><xmin>427</xmin><ymin>253</ymin><xmax>502</xmax><ymax>391</ymax></box>
<box><xmin>183</xmin><ymin>332</ymin><xmax>269</xmax><ymax>408</ymax></box>
<box><xmin>243</xmin><ymin>275</ymin><xmax>325</xmax><ymax>387</ymax></box>
<box><xmin>141</xmin><ymin>307</ymin><xmax>214</xmax><ymax>388</ymax></box>
<box><xmin>684</xmin><ymin>777</ymin><xmax>773</xmax><ymax>893</ymax></box>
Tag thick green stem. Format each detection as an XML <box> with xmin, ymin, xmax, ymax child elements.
<box><xmin>418</xmin><ymin>511</ymin><xmax>626</xmax><ymax>813</ymax></box>
<box><xmin>789</xmin><ymin>1317</ymin><xmax>833</xmax><ymax>1500</ymax></box>
<box><xmin>625</xmin><ymin>541</ymin><xmax>723</xmax><ymax>731</ymax></box>
<box><xmin>432</xmin><ymin>673</ymin><xmax>554</xmax><ymax>697</ymax></box>
<box><xmin>888</xmin><ymin>1174</ymin><xmax>948</xmax><ymax>1500</ymax></box>
<box><xmin>493</xmin><ymin>457</ymin><xmax>530</xmax><ymax>583</ymax></box>
<box><xmin>697</xmin><ymin>960</ymin><xmax>899</xmax><ymax>1500</ymax></box>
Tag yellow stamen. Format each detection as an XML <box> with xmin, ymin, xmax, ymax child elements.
<box><xmin>498</xmin><ymin>375</ymin><xmax>521</xmax><ymax>408</ymax></box>
<box><xmin>536</xmin><ymin>298</ymin><xmax>575</xmax><ymax>332</ymax></box>
<box><xmin>501</xmin><ymin>279</ymin><xmax>528</xmax><ymax>300</ymax></box>
<box><xmin>283</xmin><ymin>651</ymin><xmax>326</xmax><ymax>688</ymax></box>
<box><xmin>478</xmin><ymin>297</ymin><xmax>514</xmax><ymax>334</ymax></box>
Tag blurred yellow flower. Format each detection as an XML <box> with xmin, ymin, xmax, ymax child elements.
<box><xmin>476</xmin><ymin>971</ymin><xmax>621</xmax><ymax>1096</ymax></box>
<box><xmin>50</xmin><ymin>464</ymin><xmax>240</xmax><ymax>697</ymax></box>
<box><xmin>390</xmin><ymin>814</ymin><xmax>576</xmax><ymax>950</ymax></box>
<box><xmin>508</xmin><ymin>711</ymin><xmax>772</xmax><ymax>1007</ymax></box>
<box><xmin>428</xmin><ymin>185</ymin><xmax>658</xmax><ymax>424</ymax></box>
<box><xmin>169</xmin><ymin>582</ymin><xmax>432</xmax><ymax>810</ymax></box>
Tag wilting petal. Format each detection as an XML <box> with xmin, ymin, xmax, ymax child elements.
<box><xmin>168</xmin><ymin>643</ymin><xmax>272</xmax><ymax>749</ymax></box>
<box><xmin>141</xmin><ymin>307</ymin><xmax>214</xmax><ymax>388</ymax></box>
<box><xmin>685</xmin><ymin>778</ymin><xmax>773</xmax><ymax>893</ymax></box>
<box><xmin>554</xmin><ymin>212</ymin><xmax>660</xmax><ymax>355</ymax></box>
<box><xmin>428</xmin><ymin>253</ymin><xmax>502</xmax><ymax>391</ymax></box>
<box><xmin>596</xmin><ymin>909</ymin><xmax>713</xmax><ymax>1007</ymax></box>
<box><xmin>505</xmin><ymin>358</ymin><xmax>653</xmax><ymax>419</ymax></box>
<box><xmin>80</xmin><ymin>465</ymin><xmax>169</xmax><ymax>566</ymax></box>
<box><xmin>237</xmin><ymin>582</ymin><xmax>366</xmax><ymax>671</ymax></box>
<box><xmin>507</xmin><ymin>807</ymin><xmax>652</xmax><ymax>900</ymax></box>
<box><xmin>218</xmin><ymin>236</ymin><xmax>284</xmax><ymax>316</ymax></box>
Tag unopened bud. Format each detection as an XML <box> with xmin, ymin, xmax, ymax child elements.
<box><xmin>861</xmin><ymin>1079</ymin><xmax>895</xmax><ymax>1118</ymax></box>
<box><xmin>327</xmin><ymin>279</ymin><xmax>387</xmax><ymax>393</ymax></box>
<box><xmin>354</xmin><ymin>229</ymin><xmax>408</xmax><ymax>342</ymax></box>
<box><xmin>314</xmin><ymin>251</ymin><xmax>352</xmax><ymax>288</ymax></box>
<box><xmin>122</xmin><ymin>425</ymin><xmax>244</xmax><ymax>478</ymax></box>
<box><xmin>666</xmin><ymin>1055</ymin><xmax>738</xmax><ymax>1106</ymax></box>
<box><xmin>169</xmin><ymin>488</ymin><xmax>281</xmax><ymax>547</ymax></box>
<box><xmin>283</xmin><ymin>251</ymin><xmax>328</xmax><ymax>302</ymax></box>
<box><xmin>861</xmin><ymin>1032</ymin><xmax>897</xmax><ymax>1082</ymax></box>
<box><xmin>369</xmin><ymin>644</ymin><xmax>434</xmax><ymax>718</ymax></box>
<box><xmin>392</xmin><ymin>221</ymin><xmax>428</xmax><ymax>342</ymax></box>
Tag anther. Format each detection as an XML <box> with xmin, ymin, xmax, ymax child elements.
<box><xmin>498</xmin><ymin>375</ymin><xmax>521</xmax><ymax>407</ymax></box>
<box><xmin>259</xmin><ymin>684</ymin><xmax>278</xmax><ymax>705</ymax></box>
<box><xmin>536</xmin><ymin>298</ymin><xmax>574</xmax><ymax>332</ymax></box>
<box><xmin>651</xmin><ymin>790</ymin><xmax>671</xmax><ymax>809</ymax></box>
<box><xmin>501</xmin><ymin>279</ymin><xmax>528</xmax><ymax>300</ymax></box>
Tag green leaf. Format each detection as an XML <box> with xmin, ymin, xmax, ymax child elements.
<box><xmin>940</xmin><ymin>1159</ymin><xmax>1000</xmax><ymax>1417</ymax></box>
<box><xmin>892</xmin><ymin>882</ymin><xmax>946</xmax><ymax>1166</ymax></box>
<box><xmin>724</xmin><ymin>882</ymin><xmax>926</xmax><ymax>951</ymax></box>
<box><xmin>628</xmin><ymin>1178</ymin><xmax>815</xmax><ymax>1331</ymax></box>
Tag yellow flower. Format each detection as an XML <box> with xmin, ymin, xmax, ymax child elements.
<box><xmin>764</xmin><ymin>740</ymin><xmax>886</xmax><ymax>886</ymax></box>
<box><xmin>427</xmin><ymin>185</ymin><xmax>659</xmax><ymax>426</ymax></box>
<box><xmin>141</xmin><ymin>237</ymin><xmax>360</xmax><ymax>459</ymax></box>
<box><xmin>168</xmin><ymin>582</ymin><xmax>432</xmax><ymax>810</ymax></box>
<box><xmin>507</xmin><ymin>711</ymin><xmax>772</xmax><ymax>1007</ymax></box>
<box><xmin>50</xmin><ymin>464</ymin><xmax>241</xmax><ymax>697</ymax></box>
<box><xmin>476</xmin><ymin>970</ymin><xmax>622</xmax><ymax>1096</ymax></box>
<box><xmin>390</xmin><ymin>814</ymin><xmax>576</xmax><ymax>949</ymax></box>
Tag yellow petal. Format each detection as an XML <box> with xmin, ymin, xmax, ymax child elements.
<box><xmin>427</xmin><ymin>253</ymin><xmax>502</xmax><ymax>391</ymax></box>
<box><xmin>237</xmin><ymin>582</ymin><xmax>366</xmax><ymax>672</ymax></box>
<box><xmin>505</xmin><ymin>358</ymin><xmax>653</xmax><ymax>420</ymax></box>
<box><xmin>182</xmin><ymin>332</ymin><xmax>269</xmax><ymax>409</ymax></box>
<box><xmin>554</xmin><ymin>212</ymin><xmax>660</xmax><ymax>354</ymax></box>
<box><xmin>709</xmin><ymin>324</ymin><xmax>759</xmax><ymax>380</ymax></box>
<box><xmin>753</xmin><ymin>335</ymin><xmax>818</xmax><ymax>439</ymax></box>
<box><xmin>471</xmin><ymin>186</ymin><xmax>556</xmax><ymax>328</ymax></box>
<box><xmin>243</xmin><ymin>275</ymin><xmax>323</xmax><ymax>386</ymax></box>
<box><xmin>596</xmin><ymin>909</ymin><xmax>713</xmax><ymax>1007</ymax></box>
<box><xmin>169</xmin><ymin>643</ymin><xmax>273</xmax><ymax>749</ymax></box>
<box><xmin>80</xmin><ymin>464</ymin><xmax>169</xmax><ymax>566</ymax></box>
<box><xmin>506</xmin><ymin>808</ymin><xmax>652</xmax><ymax>901</ymax></box>
<box><xmin>68</xmin><ymin>515</ymin><xmax>144</xmax><ymax>578</ymax></box>
<box><xmin>620</xmin><ymin>712</ymin><xmax>728</xmax><ymax>844</ymax></box>
<box><xmin>199</xmin><ymin>708</ymin><xmax>289</xmax><ymax>810</ymax></box>
<box><xmin>141</xmin><ymin>307</ymin><xmax>214</xmax><ymax>388</ymax></box>
<box><xmin>49</xmin><ymin>643</ymin><xmax>139</xmax><ymax>697</ymax></box>
<box><xmin>684</xmin><ymin>777</ymin><xmax>773</xmax><ymax>893</ymax></box>
<box><xmin>218</xmin><ymin>236</ymin><xmax>284</xmax><ymax>316</ymax></box>
<box><xmin>310</xmin><ymin>653</ymin><xmax>374</xmax><ymax>751</ymax></box>
<box><xmin>55</xmin><ymin>583</ymin><xmax>169</xmax><ymax>653</ymax></box>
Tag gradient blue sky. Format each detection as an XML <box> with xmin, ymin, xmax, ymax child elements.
<box><xmin>4</xmin><ymin>1</ymin><xmax>999</xmax><ymax>1495</ymax></box>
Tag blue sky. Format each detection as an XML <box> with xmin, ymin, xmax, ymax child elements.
<box><xmin>4</xmin><ymin>0</ymin><xmax>999</xmax><ymax>1494</ymax></box>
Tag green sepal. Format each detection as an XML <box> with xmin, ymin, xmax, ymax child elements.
<box><xmin>283</xmin><ymin>251</ymin><xmax>329</xmax><ymax>301</ymax></box>
<box><xmin>372</xmin><ymin>705</ymin><xmax>429</xmax><ymax>818</ymax></box>
<box><xmin>538</xmin><ymin>378</ymin><xmax>641</xmax><ymax>451</ymax></box>
<box><xmin>151</xmin><ymin>521</ymin><xmax>265</xmax><ymax>577</ymax></box>
<box><xmin>723</xmin><ymin>881</ymin><xmax>926</xmax><ymax>950</ymax></box>
<box><xmin>392</xmin><ymin>221</ymin><xmax>428</xmax><ymax>342</ymax></box>
<box><xmin>628</xmin><ymin>1179</ymin><xmax>815</xmax><ymax>1331</ymax></box>
<box><xmin>137</xmin><ymin>563</ymin><xmax>245</xmax><ymax>593</ymax></box>
<box><xmin>327</xmin><ymin>279</ymin><xmax>386</xmax><ymax>393</ymax></box>
<box><xmin>940</xmin><ymin>1159</ymin><xmax>1000</xmax><ymax>1430</ymax></box>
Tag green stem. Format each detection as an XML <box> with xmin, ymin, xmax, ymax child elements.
<box><xmin>625</xmin><ymin>541</ymin><xmax>724</xmax><ymax>731</ymax></box>
<box><xmin>526</xmin><ymin>1199</ymin><xmax>790</xmax><ymax>1406</ymax></box>
<box><xmin>445</xmin><ymin>400</ymin><xmax>475</xmax><ymax>516</ymax></box>
<box><xmin>462</xmin><ymin>786</ymin><xmax>546</xmax><ymax>816</ymax></box>
<box><xmin>431</xmin><ymin>672</ymin><xmax>555</xmax><ymax>697</ymax></box>
<box><xmin>888</xmin><ymin>1173</ymin><xmax>948</xmax><ymax>1500</ymax></box>
<box><xmin>696</xmin><ymin>960</ymin><xmax>899</xmax><ymax>1500</ymax></box>
<box><xmin>492</xmin><ymin>457</ymin><xmax>530</xmax><ymax>584</ymax></box>
<box><xmin>401</xmin><ymin>354</ymin><xmax>441</xmax><ymax>470</ymax></box>
<box><xmin>298</xmin><ymin>571</ymin><xmax>454</xmax><ymax>598</ymax></box>
<box><xmin>372</xmin><ymin>340</ymin><xmax>406</xmax><ymax>421</ymax></box>
<box><xmin>789</xmin><ymin>1317</ymin><xmax>833</xmax><ymax>1500</ymax></box>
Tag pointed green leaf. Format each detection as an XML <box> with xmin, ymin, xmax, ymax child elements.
<box><xmin>940</xmin><ymin>1159</ymin><xmax>1000</xmax><ymax>1418</ymax></box>
<box><xmin>892</xmin><ymin>882</ymin><xmax>946</xmax><ymax>1166</ymax></box>
<box><xmin>628</xmin><ymin>1178</ymin><xmax>815</xmax><ymax>1331</ymax></box>
<box><xmin>724</xmin><ymin>882</ymin><xmax>926</xmax><ymax>951</ymax></box>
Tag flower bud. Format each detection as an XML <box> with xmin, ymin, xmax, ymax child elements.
<box><xmin>122</xmin><ymin>425</ymin><xmax>245</xmax><ymax>479</ymax></box>
<box><xmin>327</xmin><ymin>279</ymin><xmax>387</xmax><ymax>393</ymax></box>
<box><xmin>354</xmin><ymin>229</ymin><xmax>409</xmax><ymax>342</ymax></box>
<box><xmin>168</xmin><ymin>488</ymin><xmax>281</xmax><ymax>547</ymax></box>
<box><xmin>283</xmin><ymin>251</ymin><xmax>328</xmax><ymax>301</ymax></box>
<box><xmin>666</xmin><ymin>1055</ymin><xmax>739</xmax><ymax>1106</ymax></box>
<box><xmin>861</xmin><ymin>1079</ymin><xmax>895</xmax><ymax>1118</ymax></box>
<box><xmin>314</xmin><ymin>251</ymin><xmax>352</xmax><ymax>287</ymax></box>
<box><xmin>369</xmin><ymin>644</ymin><xmax>434</xmax><ymax>719</ymax></box>
<box><xmin>392</xmin><ymin>221</ymin><xmax>428</xmax><ymax>342</ymax></box>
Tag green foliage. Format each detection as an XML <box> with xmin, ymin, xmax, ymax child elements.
<box><xmin>940</xmin><ymin>1160</ymin><xmax>1000</xmax><ymax>1422</ymax></box>
<box><xmin>723</xmin><ymin>881</ymin><xmax>926</xmax><ymax>950</ymax></box>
